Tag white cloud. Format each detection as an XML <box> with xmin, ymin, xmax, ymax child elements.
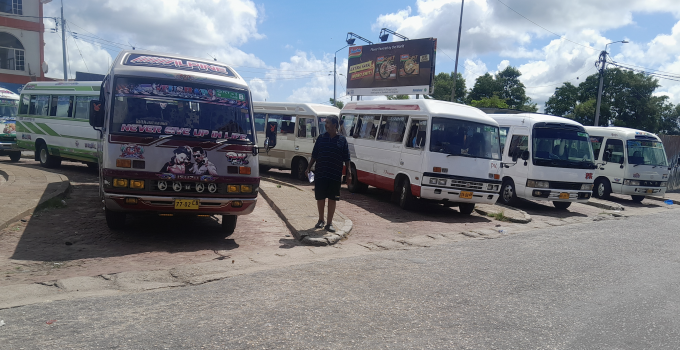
<box><xmin>462</xmin><ymin>59</ymin><xmax>487</xmax><ymax>87</ymax></box>
<box><xmin>249</xmin><ymin>78</ymin><xmax>269</xmax><ymax>101</ymax></box>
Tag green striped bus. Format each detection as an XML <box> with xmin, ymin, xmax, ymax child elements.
<box><xmin>16</xmin><ymin>81</ymin><xmax>101</xmax><ymax>168</ymax></box>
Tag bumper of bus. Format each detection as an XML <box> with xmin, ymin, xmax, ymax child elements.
<box><xmin>0</xmin><ymin>141</ymin><xmax>19</xmax><ymax>152</ymax></box>
<box><xmin>526</xmin><ymin>188</ymin><xmax>591</xmax><ymax>202</ymax></box>
<box><xmin>420</xmin><ymin>186</ymin><xmax>499</xmax><ymax>205</ymax></box>
<box><xmin>104</xmin><ymin>193</ymin><xmax>257</xmax><ymax>215</ymax></box>
<box><xmin>621</xmin><ymin>185</ymin><xmax>667</xmax><ymax>197</ymax></box>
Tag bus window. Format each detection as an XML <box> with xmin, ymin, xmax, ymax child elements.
<box><xmin>297</xmin><ymin>118</ymin><xmax>315</xmax><ymax>138</ymax></box>
<box><xmin>318</xmin><ymin>116</ymin><xmax>327</xmax><ymax>135</ymax></box>
<box><xmin>500</xmin><ymin>127</ymin><xmax>509</xmax><ymax>153</ymax></box>
<box><xmin>29</xmin><ymin>95</ymin><xmax>50</xmax><ymax>116</ymax></box>
<box><xmin>74</xmin><ymin>96</ymin><xmax>96</xmax><ymax>119</ymax></box>
<box><xmin>508</xmin><ymin>134</ymin><xmax>528</xmax><ymax>160</ymax></box>
<box><xmin>590</xmin><ymin>136</ymin><xmax>604</xmax><ymax>160</ymax></box>
<box><xmin>19</xmin><ymin>94</ymin><xmax>29</xmax><ymax>114</ymax></box>
<box><xmin>340</xmin><ymin>115</ymin><xmax>356</xmax><ymax>137</ymax></box>
<box><xmin>254</xmin><ymin>113</ymin><xmax>265</xmax><ymax>132</ymax></box>
<box><xmin>357</xmin><ymin>115</ymin><xmax>380</xmax><ymax>139</ymax></box>
<box><xmin>377</xmin><ymin>115</ymin><xmax>408</xmax><ymax>143</ymax></box>
<box><xmin>603</xmin><ymin>139</ymin><xmax>623</xmax><ymax>163</ymax></box>
<box><xmin>405</xmin><ymin>120</ymin><xmax>428</xmax><ymax>149</ymax></box>
<box><xmin>53</xmin><ymin>96</ymin><xmax>73</xmax><ymax>118</ymax></box>
<box><xmin>267</xmin><ymin>114</ymin><xmax>295</xmax><ymax>136</ymax></box>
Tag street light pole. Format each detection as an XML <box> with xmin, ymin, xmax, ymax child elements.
<box><xmin>594</xmin><ymin>40</ymin><xmax>628</xmax><ymax>126</ymax></box>
<box><xmin>450</xmin><ymin>0</ymin><xmax>464</xmax><ymax>102</ymax></box>
<box><xmin>333</xmin><ymin>45</ymin><xmax>348</xmax><ymax>108</ymax></box>
<box><xmin>61</xmin><ymin>0</ymin><xmax>67</xmax><ymax>80</ymax></box>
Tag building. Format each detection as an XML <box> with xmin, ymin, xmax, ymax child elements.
<box><xmin>0</xmin><ymin>0</ymin><xmax>46</xmax><ymax>93</ymax></box>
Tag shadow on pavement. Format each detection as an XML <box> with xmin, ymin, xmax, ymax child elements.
<box><xmin>508</xmin><ymin>199</ymin><xmax>589</xmax><ymax>219</ymax></box>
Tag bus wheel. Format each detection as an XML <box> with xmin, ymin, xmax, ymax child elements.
<box><xmin>631</xmin><ymin>195</ymin><xmax>645</xmax><ymax>203</ymax></box>
<box><xmin>291</xmin><ymin>158</ymin><xmax>308</xmax><ymax>181</ymax></box>
<box><xmin>86</xmin><ymin>162</ymin><xmax>98</xmax><ymax>169</ymax></box>
<box><xmin>8</xmin><ymin>152</ymin><xmax>20</xmax><ymax>162</ymax></box>
<box><xmin>459</xmin><ymin>203</ymin><xmax>475</xmax><ymax>215</ymax></box>
<box><xmin>594</xmin><ymin>179</ymin><xmax>611</xmax><ymax>199</ymax></box>
<box><xmin>398</xmin><ymin>178</ymin><xmax>415</xmax><ymax>210</ymax></box>
<box><xmin>38</xmin><ymin>143</ymin><xmax>61</xmax><ymax>168</ymax></box>
<box><xmin>499</xmin><ymin>179</ymin><xmax>518</xmax><ymax>206</ymax></box>
<box><xmin>222</xmin><ymin>215</ymin><xmax>237</xmax><ymax>237</ymax></box>
<box><xmin>105</xmin><ymin>208</ymin><xmax>126</xmax><ymax>230</ymax></box>
<box><xmin>553</xmin><ymin>201</ymin><xmax>572</xmax><ymax>210</ymax></box>
<box><xmin>348</xmin><ymin>165</ymin><xmax>367</xmax><ymax>193</ymax></box>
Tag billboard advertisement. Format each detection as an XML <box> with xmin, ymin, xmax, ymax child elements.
<box><xmin>345</xmin><ymin>38</ymin><xmax>436</xmax><ymax>96</ymax></box>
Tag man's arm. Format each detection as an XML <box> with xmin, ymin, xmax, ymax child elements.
<box><xmin>305</xmin><ymin>157</ymin><xmax>316</xmax><ymax>177</ymax></box>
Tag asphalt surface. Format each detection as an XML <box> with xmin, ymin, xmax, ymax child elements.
<box><xmin>1</xmin><ymin>207</ymin><xmax>679</xmax><ymax>349</ymax></box>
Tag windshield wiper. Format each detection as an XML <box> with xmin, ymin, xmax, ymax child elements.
<box><xmin>446</xmin><ymin>153</ymin><xmax>475</xmax><ymax>158</ymax></box>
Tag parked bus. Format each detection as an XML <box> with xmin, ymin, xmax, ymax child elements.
<box><xmin>253</xmin><ymin>101</ymin><xmax>340</xmax><ymax>180</ymax></box>
<box><xmin>585</xmin><ymin>126</ymin><xmax>671</xmax><ymax>202</ymax></box>
<box><xmin>0</xmin><ymin>88</ymin><xmax>20</xmax><ymax>161</ymax></box>
<box><xmin>490</xmin><ymin>114</ymin><xmax>596</xmax><ymax>210</ymax></box>
<box><xmin>88</xmin><ymin>50</ymin><xmax>270</xmax><ymax>234</ymax></box>
<box><xmin>15</xmin><ymin>81</ymin><xmax>101</xmax><ymax>168</ymax></box>
<box><xmin>341</xmin><ymin>100</ymin><xmax>502</xmax><ymax>215</ymax></box>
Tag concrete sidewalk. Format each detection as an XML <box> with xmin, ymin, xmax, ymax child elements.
<box><xmin>259</xmin><ymin>178</ymin><xmax>353</xmax><ymax>246</ymax></box>
<box><xmin>0</xmin><ymin>163</ymin><xmax>70</xmax><ymax>231</ymax></box>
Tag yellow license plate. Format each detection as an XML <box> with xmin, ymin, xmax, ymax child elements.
<box><xmin>174</xmin><ymin>199</ymin><xmax>199</xmax><ymax>209</ymax></box>
<box><xmin>559</xmin><ymin>192</ymin><xmax>570</xmax><ymax>199</ymax></box>
<box><xmin>646</xmin><ymin>189</ymin><xmax>653</xmax><ymax>193</ymax></box>
<box><xmin>459</xmin><ymin>191</ymin><xmax>473</xmax><ymax>199</ymax></box>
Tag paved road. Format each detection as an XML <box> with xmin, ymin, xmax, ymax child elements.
<box><xmin>2</xmin><ymin>208</ymin><xmax>679</xmax><ymax>349</ymax></box>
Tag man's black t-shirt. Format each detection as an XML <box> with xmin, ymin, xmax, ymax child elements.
<box><xmin>312</xmin><ymin>132</ymin><xmax>351</xmax><ymax>182</ymax></box>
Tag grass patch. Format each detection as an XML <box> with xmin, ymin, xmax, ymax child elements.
<box><xmin>488</xmin><ymin>211</ymin><xmax>510</xmax><ymax>222</ymax></box>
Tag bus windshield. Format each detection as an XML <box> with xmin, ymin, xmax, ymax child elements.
<box><xmin>429</xmin><ymin>117</ymin><xmax>501</xmax><ymax>160</ymax></box>
<box><xmin>627</xmin><ymin>140</ymin><xmax>667</xmax><ymax>166</ymax></box>
<box><xmin>532</xmin><ymin>128</ymin><xmax>593</xmax><ymax>168</ymax></box>
<box><xmin>111</xmin><ymin>77</ymin><xmax>253</xmax><ymax>142</ymax></box>
<box><xmin>0</xmin><ymin>98</ymin><xmax>18</xmax><ymax>118</ymax></box>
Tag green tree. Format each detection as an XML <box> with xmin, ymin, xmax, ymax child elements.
<box><xmin>469</xmin><ymin>94</ymin><xmax>509</xmax><ymax>109</ymax></box>
<box><xmin>545</xmin><ymin>82</ymin><xmax>579</xmax><ymax>117</ymax></box>
<box><xmin>387</xmin><ymin>95</ymin><xmax>410</xmax><ymax>100</ymax></box>
<box><xmin>329</xmin><ymin>98</ymin><xmax>344</xmax><ymax>109</ymax></box>
<box><xmin>467</xmin><ymin>73</ymin><xmax>498</xmax><ymax>103</ymax></box>
<box><xmin>659</xmin><ymin>103</ymin><xmax>680</xmax><ymax>135</ymax></box>
<box><xmin>431</xmin><ymin>71</ymin><xmax>466</xmax><ymax>103</ymax></box>
<box><xmin>466</xmin><ymin>68</ymin><xmax>537</xmax><ymax>111</ymax></box>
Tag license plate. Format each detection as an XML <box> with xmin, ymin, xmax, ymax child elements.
<box><xmin>459</xmin><ymin>191</ymin><xmax>473</xmax><ymax>199</ymax></box>
<box><xmin>174</xmin><ymin>199</ymin><xmax>199</xmax><ymax>209</ymax></box>
<box><xmin>559</xmin><ymin>192</ymin><xmax>570</xmax><ymax>199</ymax></box>
<box><xmin>646</xmin><ymin>189</ymin><xmax>653</xmax><ymax>193</ymax></box>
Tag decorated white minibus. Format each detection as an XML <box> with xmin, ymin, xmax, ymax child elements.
<box><xmin>490</xmin><ymin>114</ymin><xmax>596</xmax><ymax>210</ymax></box>
<box><xmin>88</xmin><ymin>50</ymin><xmax>271</xmax><ymax>235</ymax></box>
<box><xmin>253</xmin><ymin>102</ymin><xmax>340</xmax><ymax>180</ymax></box>
<box><xmin>15</xmin><ymin>81</ymin><xmax>101</xmax><ymax>167</ymax></box>
<box><xmin>340</xmin><ymin>100</ymin><xmax>502</xmax><ymax>215</ymax></box>
<box><xmin>585</xmin><ymin>126</ymin><xmax>671</xmax><ymax>202</ymax></box>
<box><xmin>0</xmin><ymin>88</ymin><xmax>20</xmax><ymax>161</ymax></box>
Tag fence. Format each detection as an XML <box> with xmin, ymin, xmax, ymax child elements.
<box><xmin>660</xmin><ymin>135</ymin><xmax>680</xmax><ymax>192</ymax></box>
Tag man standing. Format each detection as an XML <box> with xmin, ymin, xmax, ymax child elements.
<box><xmin>305</xmin><ymin>116</ymin><xmax>351</xmax><ymax>232</ymax></box>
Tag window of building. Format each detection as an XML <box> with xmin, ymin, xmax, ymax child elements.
<box><xmin>0</xmin><ymin>0</ymin><xmax>22</xmax><ymax>15</ymax></box>
<box><xmin>0</xmin><ymin>32</ymin><xmax>25</xmax><ymax>71</ymax></box>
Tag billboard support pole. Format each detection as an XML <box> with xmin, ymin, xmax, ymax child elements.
<box><xmin>333</xmin><ymin>45</ymin><xmax>348</xmax><ymax>108</ymax></box>
<box><xmin>450</xmin><ymin>0</ymin><xmax>464</xmax><ymax>102</ymax></box>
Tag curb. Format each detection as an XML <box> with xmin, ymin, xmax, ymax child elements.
<box><xmin>259</xmin><ymin>179</ymin><xmax>353</xmax><ymax>245</ymax></box>
<box><xmin>475</xmin><ymin>203</ymin><xmax>532</xmax><ymax>224</ymax></box>
<box><xmin>583</xmin><ymin>198</ymin><xmax>625</xmax><ymax>211</ymax></box>
<box><xmin>0</xmin><ymin>170</ymin><xmax>71</xmax><ymax>232</ymax></box>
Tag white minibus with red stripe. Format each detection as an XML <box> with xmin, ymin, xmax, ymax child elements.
<box><xmin>340</xmin><ymin>100</ymin><xmax>502</xmax><ymax>215</ymax></box>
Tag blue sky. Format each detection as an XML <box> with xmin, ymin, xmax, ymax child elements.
<box><xmin>42</xmin><ymin>0</ymin><xmax>680</xmax><ymax>111</ymax></box>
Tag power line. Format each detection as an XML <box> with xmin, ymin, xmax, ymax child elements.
<box><xmin>66</xmin><ymin>23</ymin><xmax>89</xmax><ymax>73</ymax></box>
<box><xmin>495</xmin><ymin>0</ymin><xmax>595</xmax><ymax>52</ymax></box>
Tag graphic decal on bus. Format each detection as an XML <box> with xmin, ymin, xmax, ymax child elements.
<box><xmin>226</xmin><ymin>152</ymin><xmax>249</xmax><ymax>165</ymax></box>
<box><xmin>120</xmin><ymin>144</ymin><xmax>145</xmax><ymax>159</ymax></box>
<box><xmin>124</xmin><ymin>54</ymin><xmax>236</xmax><ymax>78</ymax></box>
<box><xmin>0</xmin><ymin>118</ymin><xmax>15</xmax><ymax>135</ymax></box>
<box><xmin>116</xmin><ymin>82</ymin><xmax>247</xmax><ymax>106</ymax></box>
<box><xmin>159</xmin><ymin>145</ymin><xmax>218</xmax><ymax>175</ymax></box>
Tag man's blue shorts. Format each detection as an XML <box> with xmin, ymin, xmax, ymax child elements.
<box><xmin>314</xmin><ymin>177</ymin><xmax>341</xmax><ymax>201</ymax></box>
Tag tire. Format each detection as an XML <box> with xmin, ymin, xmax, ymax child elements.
<box><xmin>594</xmin><ymin>178</ymin><xmax>611</xmax><ymax>199</ymax></box>
<box><xmin>37</xmin><ymin>143</ymin><xmax>61</xmax><ymax>168</ymax></box>
<box><xmin>459</xmin><ymin>203</ymin><xmax>475</xmax><ymax>215</ymax></box>
<box><xmin>86</xmin><ymin>162</ymin><xmax>98</xmax><ymax>169</ymax></box>
<box><xmin>260</xmin><ymin>165</ymin><xmax>271</xmax><ymax>173</ymax></box>
<box><xmin>498</xmin><ymin>179</ymin><xmax>518</xmax><ymax>206</ymax></box>
<box><xmin>8</xmin><ymin>152</ymin><xmax>20</xmax><ymax>162</ymax></box>
<box><xmin>553</xmin><ymin>201</ymin><xmax>572</xmax><ymax>210</ymax></box>
<box><xmin>631</xmin><ymin>195</ymin><xmax>645</xmax><ymax>203</ymax></box>
<box><xmin>291</xmin><ymin>158</ymin><xmax>308</xmax><ymax>181</ymax></box>
<box><xmin>398</xmin><ymin>177</ymin><xmax>415</xmax><ymax>210</ymax></box>
<box><xmin>347</xmin><ymin>164</ymin><xmax>368</xmax><ymax>193</ymax></box>
<box><xmin>222</xmin><ymin>215</ymin><xmax>238</xmax><ymax>237</ymax></box>
<box><xmin>105</xmin><ymin>208</ymin><xmax>126</xmax><ymax>230</ymax></box>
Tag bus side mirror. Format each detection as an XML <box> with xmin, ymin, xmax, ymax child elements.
<box><xmin>521</xmin><ymin>150</ymin><xmax>530</xmax><ymax>161</ymax></box>
<box><xmin>89</xmin><ymin>100</ymin><xmax>104</xmax><ymax>128</ymax></box>
<box><xmin>265</xmin><ymin>121</ymin><xmax>277</xmax><ymax>151</ymax></box>
<box><xmin>602</xmin><ymin>150</ymin><xmax>611</xmax><ymax>162</ymax></box>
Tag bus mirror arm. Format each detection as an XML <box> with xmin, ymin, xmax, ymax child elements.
<box><xmin>92</xmin><ymin>126</ymin><xmax>103</xmax><ymax>139</ymax></box>
<box><xmin>501</xmin><ymin>162</ymin><xmax>516</xmax><ymax>169</ymax></box>
<box><xmin>252</xmin><ymin>145</ymin><xmax>259</xmax><ymax>156</ymax></box>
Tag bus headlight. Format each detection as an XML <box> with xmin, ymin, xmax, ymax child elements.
<box><xmin>429</xmin><ymin>178</ymin><xmax>437</xmax><ymax>185</ymax></box>
<box><xmin>113</xmin><ymin>178</ymin><xmax>128</xmax><ymax>188</ymax></box>
<box><xmin>228</xmin><ymin>185</ymin><xmax>240</xmax><ymax>193</ymax></box>
<box><xmin>581</xmin><ymin>184</ymin><xmax>594</xmax><ymax>191</ymax></box>
<box><xmin>660</xmin><ymin>181</ymin><xmax>668</xmax><ymax>187</ymax></box>
<box><xmin>438</xmin><ymin>179</ymin><xmax>447</xmax><ymax>186</ymax></box>
<box><xmin>624</xmin><ymin>180</ymin><xmax>640</xmax><ymax>186</ymax></box>
<box><xmin>527</xmin><ymin>180</ymin><xmax>549</xmax><ymax>188</ymax></box>
<box><xmin>240</xmin><ymin>185</ymin><xmax>253</xmax><ymax>193</ymax></box>
<box><xmin>129</xmin><ymin>180</ymin><xmax>145</xmax><ymax>189</ymax></box>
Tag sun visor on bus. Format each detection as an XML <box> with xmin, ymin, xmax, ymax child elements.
<box><xmin>123</xmin><ymin>54</ymin><xmax>237</xmax><ymax>79</ymax></box>
<box><xmin>532</xmin><ymin>122</ymin><xmax>585</xmax><ymax>132</ymax></box>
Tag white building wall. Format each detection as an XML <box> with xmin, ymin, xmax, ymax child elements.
<box><xmin>0</xmin><ymin>26</ymin><xmax>39</xmax><ymax>78</ymax></box>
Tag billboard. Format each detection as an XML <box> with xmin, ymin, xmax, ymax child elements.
<box><xmin>346</xmin><ymin>38</ymin><xmax>437</xmax><ymax>96</ymax></box>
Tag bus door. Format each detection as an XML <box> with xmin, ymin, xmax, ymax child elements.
<box><xmin>295</xmin><ymin>116</ymin><xmax>316</xmax><ymax>156</ymax></box>
<box><xmin>401</xmin><ymin>118</ymin><xmax>427</xmax><ymax>174</ymax></box>
<box><xmin>505</xmin><ymin>126</ymin><xmax>530</xmax><ymax>196</ymax></box>
<box><xmin>601</xmin><ymin>138</ymin><xmax>625</xmax><ymax>193</ymax></box>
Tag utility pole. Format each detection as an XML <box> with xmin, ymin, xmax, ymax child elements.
<box><xmin>593</xmin><ymin>50</ymin><xmax>606</xmax><ymax>126</ymax></box>
<box><xmin>450</xmin><ymin>0</ymin><xmax>464</xmax><ymax>103</ymax></box>
<box><xmin>61</xmin><ymin>0</ymin><xmax>67</xmax><ymax>81</ymax></box>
